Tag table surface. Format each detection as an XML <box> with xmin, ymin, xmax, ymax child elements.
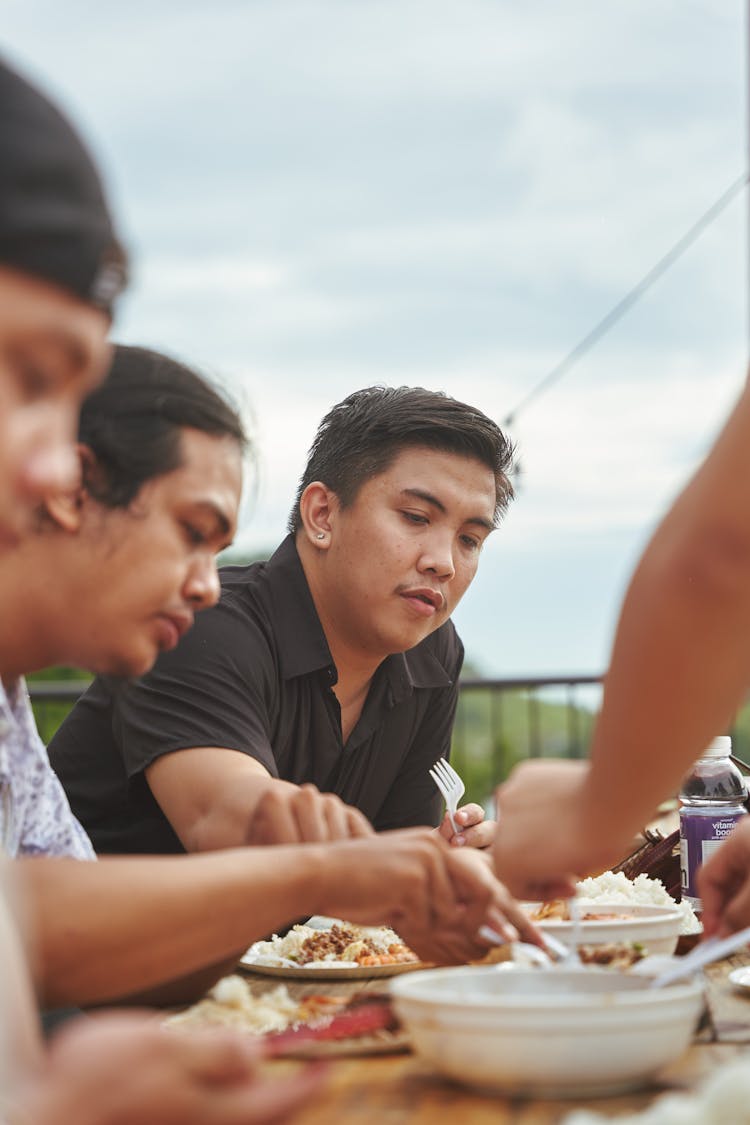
<box><xmin>247</xmin><ymin>950</ymin><xmax>750</xmax><ymax>1124</ymax></box>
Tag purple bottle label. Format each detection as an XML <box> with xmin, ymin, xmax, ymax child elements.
<box><xmin>680</xmin><ymin>806</ymin><xmax>747</xmax><ymax>909</ymax></box>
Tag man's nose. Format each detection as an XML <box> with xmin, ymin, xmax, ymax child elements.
<box><xmin>418</xmin><ymin>533</ymin><xmax>456</xmax><ymax>580</ymax></box>
<box><xmin>184</xmin><ymin>556</ymin><xmax>222</xmax><ymax>609</ymax></box>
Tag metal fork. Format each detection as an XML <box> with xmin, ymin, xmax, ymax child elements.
<box><xmin>429</xmin><ymin>757</ymin><xmax>465</xmax><ymax>835</ymax></box>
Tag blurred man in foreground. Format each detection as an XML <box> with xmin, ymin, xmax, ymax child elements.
<box><xmin>493</xmin><ymin>374</ymin><xmax>750</xmax><ymax>939</ymax></box>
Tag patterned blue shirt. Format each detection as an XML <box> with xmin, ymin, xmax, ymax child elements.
<box><xmin>0</xmin><ymin>678</ymin><xmax>94</xmax><ymax>860</ymax></box>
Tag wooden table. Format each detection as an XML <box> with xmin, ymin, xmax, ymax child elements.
<box><xmin>247</xmin><ymin>952</ymin><xmax>750</xmax><ymax>1123</ymax></box>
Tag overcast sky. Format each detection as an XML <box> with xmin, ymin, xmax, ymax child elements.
<box><xmin>4</xmin><ymin>1</ymin><xmax>746</xmax><ymax>675</ymax></box>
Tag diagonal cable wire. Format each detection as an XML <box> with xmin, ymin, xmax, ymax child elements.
<box><xmin>503</xmin><ymin>172</ymin><xmax>749</xmax><ymax>427</ymax></box>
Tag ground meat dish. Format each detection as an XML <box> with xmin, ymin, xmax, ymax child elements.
<box><xmin>297</xmin><ymin>926</ymin><xmax>359</xmax><ymax>964</ymax></box>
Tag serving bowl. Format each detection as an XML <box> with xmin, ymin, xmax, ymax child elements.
<box><xmin>529</xmin><ymin>901</ymin><xmax>684</xmax><ymax>957</ymax></box>
<box><xmin>390</xmin><ymin>965</ymin><xmax>704</xmax><ymax>1097</ymax></box>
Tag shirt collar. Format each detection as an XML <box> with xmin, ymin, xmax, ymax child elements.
<box><xmin>265</xmin><ymin>535</ymin><xmax>454</xmax><ymax>696</ymax></box>
<box><xmin>265</xmin><ymin>535</ymin><xmax>336</xmax><ymax>680</ymax></box>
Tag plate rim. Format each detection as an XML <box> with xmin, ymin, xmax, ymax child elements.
<box><xmin>238</xmin><ymin>956</ymin><xmax>425</xmax><ymax>980</ymax></box>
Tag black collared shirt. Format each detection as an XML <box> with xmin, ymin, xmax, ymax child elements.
<box><xmin>49</xmin><ymin>536</ymin><xmax>464</xmax><ymax>855</ymax></box>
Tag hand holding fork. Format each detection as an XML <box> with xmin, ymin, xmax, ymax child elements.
<box><xmin>429</xmin><ymin>758</ymin><xmax>466</xmax><ymax>836</ymax></box>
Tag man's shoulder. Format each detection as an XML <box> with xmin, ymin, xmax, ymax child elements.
<box><xmin>190</xmin><ymin>556</ymin><xmax>274</xmax><ymax>633</ymax></box>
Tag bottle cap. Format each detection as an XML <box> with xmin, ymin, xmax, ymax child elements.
<box><xmin>702</xmin><ymin>736</ymin><xmax>732</xmax><ymax>759</ymax></box>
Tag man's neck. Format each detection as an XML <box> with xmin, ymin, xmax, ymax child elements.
<box><xmin>296</xmin><ymin>534</ymin><xmax>385</xmax><ymax>728</ymax></box>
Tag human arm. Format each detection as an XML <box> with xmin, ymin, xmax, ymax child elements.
<box><xmin>0</xmin><ymin>865</ymin><xmax>44</xmax><ymax>1086</ymax></box>
<box><xmin>22</xmin><ymin>827</ymin><xmax>539</xmax><ymax>1009</ymax></box>
<box><xmin>11</xmin><ymin>1011</ymin><xmax>325</xmax><ymax>1125</ymax></box>
<box><xmin>493</xmin><ymin>380</ymin><xmax>750</xmax><ymax>899</ymax></box>
<box><xmin>146</xmin><ymin>747</ymin><xmax>373</xmax><ymax>850</ymax></box>
<box><xmin>99</xmin><ymin>594</ymin><xmax>373</xmax><ymax>849</ymax></box>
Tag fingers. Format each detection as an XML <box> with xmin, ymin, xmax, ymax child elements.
<box><xmin>488</xmin><ymin>891</ymin><xmax>542</xmax><ymax>946</ymax></box>
<box><xmin>169</xmin><ymin>1028</ymin><xmax>263</xmax><ymax>1083</ymax></box>
<box><xmin>251</xmin><ymin>786</ymin><xmax>302</xmax><ymax>844</ymax></box>
<box><xmin>250</xmin><ymin>784</ymin><xmax>374</xmax><ymax>844</ymax></box>
<box><xmin>296</xmin><ymin>788</ymin><xmax>372</xmax><ymax>842</ymax></box>
<box><xmin>439</xmin><ymin>806</ymin><xmax>495</xmax><ymax>850</ymax></box>
<box><xmin>343</xmin><ymin>803</ymin><xmax>375</xmax><ymax>838</ymax></box>
<box><xmin>209</xmin><ymin>1062</ymin><xmax>328</xmax><ymax>1125</ymax></box>
<box><xmin>448</xmin><ymin>805</ymin><xmax>492</xmax><ymax>849</ymax></box>
<box><xmin>436</xmin><ymin>812</ymin><xmax>454</xmax><ymax>842</ymax></box>
<box><xmin>293</xmin><ymin>785</ymin><xmax>336</xmax><ymax>842</ymax></box>
<box><xmin>455</xmin><ymin>804</ymin><xmax>485</xmax><ymax>829</ymax></box>
<box><xmin>720</xmin><ymin>879</ymin><xmax>750</xmax><ymax>937</ymax></box>
<box><xmin>422</xmin><ymin>837</ymin><xmax>464</xmax><ymax>926</ymax></box>
<box><xmin>454</xmin><ymin>817</ymin><xmax>496</xmax><ymax>850</ymax></box>
<box><xmin>442</xmin><ymin>848</ymin><xmax>495</xmax><ymax>940</ymax></box>
<box><xmin>698</xmin><ymin>828</ymin><xmax>750</xmax><ymax>937</ymax></box>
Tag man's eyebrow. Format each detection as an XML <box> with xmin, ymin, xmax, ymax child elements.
<box><xmin>191</xmin><ymin>499</ymin><xmax>233</xmax><ymax>538</ymax></box>
<box><xmin>400</xmin><ymin>488</ymin><xmax>494</xmax><ymax>532</ymax></box>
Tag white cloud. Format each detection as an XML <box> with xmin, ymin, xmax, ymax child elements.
<box><xmin>3</xmin><ymin>0</ymin><xmax>745</xmax><ymax>673</ymax></box>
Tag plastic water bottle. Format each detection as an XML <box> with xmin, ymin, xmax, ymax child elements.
<box><xmin>679</xmin><ymin>736</ymin><xmax>747</xmax><ymax>911</ymax></box>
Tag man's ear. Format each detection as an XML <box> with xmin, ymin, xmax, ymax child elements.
<box><xmin>298</xmin><ymin>481</ymin><xmax>338</xmax><ymax>549</ymax></box>
<box><xmin>41</xmin><ymin>444</ymin><xmax>91</xmax><ymax>533</ymax></box>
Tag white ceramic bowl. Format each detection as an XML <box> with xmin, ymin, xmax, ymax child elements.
<box><xmin>530</xmin><ymin>901</ymin><xmax>683</xmax><ymax>957</ymax></box>
<box><xmin>390</xmin><ymin>965</ymin><xmax>704</xmax><ymax>1097</ymax></box>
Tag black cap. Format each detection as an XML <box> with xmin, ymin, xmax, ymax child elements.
<box><xmin>0</xmin><ymin>57</ymin><xmax>128</xmax><ymax>317</ymax></box>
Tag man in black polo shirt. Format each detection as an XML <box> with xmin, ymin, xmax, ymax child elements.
<box><xmin>50</xmin><ymin>385</ymin><xmax>514</xmax><ymax>855</ymax></box>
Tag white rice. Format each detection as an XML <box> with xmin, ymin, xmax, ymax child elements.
<box><xmin>250</xmin><ymin>920</ymin><xmax>408</xmax><ymax>966</ymax></box>
<box><xmin>166</xmin><ymin>976</ymin><xmax>300</xmax><ymax>1033</ymax></box>
<box><xmin>575</xmin><ymin>870</ymin><xmax>701</xmax><ymax>935</ymax></box>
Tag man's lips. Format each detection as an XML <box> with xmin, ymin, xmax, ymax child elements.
<box><xmin>155</xmin><ymin>611</ymin><xmax>194</xmax><ymax>650</ymax></box>
<box><xmin>399</xmin><ymin>587</ymin><xmax>445</xmax><ymax>617</ymax></box>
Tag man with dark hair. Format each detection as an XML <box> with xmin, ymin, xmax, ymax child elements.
<box><xmin>0</xmin><ymin>55</ymin><xmax>324</xmax><ymax>1125</ymax></box>
<box><xmin>51</xmin><ymin>385</ymin><xmax>514</xmax><ymax>855</ymax></box>
<box><xmin>4</xmin><ymin>344</ymin><xmax>534</xmax><ymax>1014</ymax></box>
<box><xmin>0</xmin><ymin>57</ymin><xmax>127</xmax><ymax>546</ymax></box>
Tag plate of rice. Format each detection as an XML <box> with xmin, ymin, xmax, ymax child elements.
<box><xmin>167</xmin><ymin>975</ymin><xmax>410</xmax><ymax>1055</ymax></box>
<box><xmin>241</xmin><ymin>918</ymin><xmax>425</xmax><ymax>979</ymax></box>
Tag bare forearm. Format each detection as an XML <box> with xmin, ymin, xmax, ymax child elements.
<box><xmin>21</xmin><ymin>848</ymin><xmax>327</xmax><ymax>1008</ymax></box>
<box><xmin>585</xmin><ymin>463</ymin><xmax>750</xmax><ymax>849</ymax></box>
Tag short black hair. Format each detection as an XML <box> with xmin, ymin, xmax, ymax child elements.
<box><xmin>289</xmin><ymin>385</ymin><xmax>514</xmax><ymax>533</ymax></box>
<box><xmin>78</xmin><ymin>344</ymin><xmax>248</xmax><ymax>508</ymax></box>
<box><xmin>0</xmin><ymin>57</ymin><xmax>127</xmax><ymax>316</ymax></box>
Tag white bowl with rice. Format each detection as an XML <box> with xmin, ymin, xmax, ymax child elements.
<box><xmin>575</xmin><ymin>870</ymin><xmax>701</xmax><ymax>934</ymax></box>
<box><xmin>529</xmin><ymin>901</ymin><xmax>684</xmax><ymax>957</ymax></box>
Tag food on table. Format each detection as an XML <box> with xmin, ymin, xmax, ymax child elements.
<box><xmin>166</xmin><ymin>975</ymin><xmax>405</xmax><ymax>1055</ymax></box>
<box><xmin>249</xmin><ymin>922</ymin><xmax>419</xmax><ymax>968</ymax></box>
<box><xmin>575</xmin><ymin>870</ymin><xmax>701</xmax><ymax>935</ymax></box>
<box><xmin>530</xmin><ymin>900</ymin><xmax>629</xmax><ymax>918</ymax></box>
<box><xmin>577</xmin><ymin>942</ymin><xmax>645</xmax><ymax>970</ymax></box>
<box><xmin>166</xmin><ymin>976</ymin><xmax>336</xmax><ymax>1033</ymax></box>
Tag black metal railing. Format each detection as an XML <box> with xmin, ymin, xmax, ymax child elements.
<box><xmin>29</xmin><ymin>672</ymin><xmax>750</xmax><ymax>813</ymax></box>
<box><xmin>449</xmin><ymin>674</ymin><xmax>603</xmax><ymax>805</ymax></box>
